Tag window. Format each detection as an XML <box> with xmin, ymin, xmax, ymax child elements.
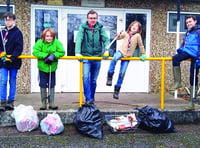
<box><xmin>168</xmin><ymin>11</ymin><xmax>200</xmax><ymax>33</ymax></box>
<box><xmin>0</xmin><ymin>5</ymin><xmax>14</xmax><ymax>27</ymax></box>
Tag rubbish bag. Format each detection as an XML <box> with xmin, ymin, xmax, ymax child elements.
<box><xmin>136</xmin><ymin>106</ymin><xmax>177</xmax><ymax>133</ymax></box>
<box><xmin>40</xmin><ymin>112</ymin><xmax>64</xmax><ymax>135</ymax></box>
<box><xmin>11</xmin><ymin>104</ymin><xmax>39</xmax><ymax>132</ymax></box>
<box><xmin>73</xmin><ymin>103</ymin><xmax>103</xmax><ymax>139</ymax></box>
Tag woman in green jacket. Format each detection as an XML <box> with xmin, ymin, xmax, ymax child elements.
<box><xmin>33</xmin><ymin>28</ymin><xmax>65</xmax><ymax>110</ymax></box>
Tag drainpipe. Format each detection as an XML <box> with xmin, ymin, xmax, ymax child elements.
<box><xmin>6</xmin><ymin>0</ymin><xmax>10</xmax><ymax>12</ymax></box>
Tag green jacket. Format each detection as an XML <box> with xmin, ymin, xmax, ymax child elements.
<box><xmin>75</xmin><ymin>21</ymin><xmax>110</xmax><ymax>57</ymax></box>
<box><xmin>32</xmin><ymin>38</ymin><xmax>65</xmax><ymax>73</ymax></box>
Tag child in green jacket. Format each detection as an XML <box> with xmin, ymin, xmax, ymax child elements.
<box><xmin>33</xmin><ymin>28</ymin><xmax>65</xmax><ymax>110</ymax></box>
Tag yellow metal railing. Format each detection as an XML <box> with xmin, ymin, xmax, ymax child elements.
<box><xmin>17</xmin><ymin>55</ymin><xmax>172</xmax><ymax>110</ymax></box>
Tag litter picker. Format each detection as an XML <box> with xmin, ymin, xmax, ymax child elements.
<box><xmin>192</xmin><ymin>60</ymin><xmax>197</xmax><ymax>103</ymax></box>
<box><xmin>47</xmin><ymin>65</ymin><xmax>52</xmax><ymax>102</ymax></box>
<box><xmin>0</xmin><ymin>23</ymin><xmax>6</xmax><ymax>52</ymax></box>
<box><xmin>106</xmin><ymin>30</ymin><xmax>123</xmax><ymax>50</ymax></box>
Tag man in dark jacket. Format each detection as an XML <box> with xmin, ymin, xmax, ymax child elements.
<box><xmin>75</xmin><ymin>10</ymin><xmax>110</xmax><ymax>104</ymax></box>
<box><xmin>169</xmin><ymin>15</ymin><xmax>200</xmax><ymax>110</ymax></box>
<box><xmin>0</xmin><ymin>12</ymin><xmax>23</xmax><ymax>111</ymax></box>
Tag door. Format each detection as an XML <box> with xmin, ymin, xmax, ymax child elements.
<box><xmin>31</xmin><ymin>5</ymin><xmax>151</xmax><ymax>93</ymax></box>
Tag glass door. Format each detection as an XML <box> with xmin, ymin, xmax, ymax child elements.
<box><xmin>31</xmin><ymin>5</ymin><xmax>151</xmax><ymax>93</ymax></box>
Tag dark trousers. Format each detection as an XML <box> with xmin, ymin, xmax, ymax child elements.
<box><xmin>39</xmin><ymin>70</ymin><xmax>56</xmax><ymax>88</ymax></box>
<box><xmin>172</xmin><ymin>52</ymin><xmax>199</xmax><ymax>86</ymax></box>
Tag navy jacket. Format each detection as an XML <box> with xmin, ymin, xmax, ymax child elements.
<box><xmin>177</xmin><ymin>25</ymin><xmax>200</xmax><ymax>58</ymax></box>
<box><xmin>0</xmin><ymin>26</ymin><xmax>23</xmax><ymax>69</ymax></box>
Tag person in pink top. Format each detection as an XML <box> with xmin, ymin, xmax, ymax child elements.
<box><xmin>106</xmin><ymin>21</ymin><xmax>146</xmax><ymax>99</ymax></box>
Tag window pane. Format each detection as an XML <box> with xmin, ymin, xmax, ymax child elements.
<box><xmin>126</xmin><ymin>13</ymin><xmax>147</xmax><ymax>57</ymax></box>
<box><xmin>0</xmin><ymin>6</ymin><xmax>14</xmax><ymax>26</ymax></box>
<box><xmin>35</xmin><ymin>10</ymin><xmax>58</xmax><ymax>42</ymax></box>
<box><xmin>67</xmin><ymin>14</ymin><xmax>117</xmax><ymax>56</ymax></box>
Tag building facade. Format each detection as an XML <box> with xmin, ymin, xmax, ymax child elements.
<box><xmin>0</xmin><ymin>0</ymin><xmax>200</xmax><ymax>94</ymax></box>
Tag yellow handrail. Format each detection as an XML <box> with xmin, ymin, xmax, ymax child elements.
<box><xmin>15</xmin><ymin>55</ymin><xmax>172</xmax><ymax>110</ymax></box>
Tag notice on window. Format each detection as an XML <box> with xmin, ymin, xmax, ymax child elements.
<box><xmin>81</xmin><ymin>0</ymin><xmax>105</xmax><ymax>7</ymax></box>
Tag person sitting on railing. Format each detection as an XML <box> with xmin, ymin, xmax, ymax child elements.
<box><xmin>106</xmin><ymin>21</ymin><xmax>146</xmax><ymax>99</ymax></box>
<box><xmin>75</xmin><ymin>10</ymin><xmax>110</xmax><ymax>104</ymax></box>
<box><xmin>169</xmin><ymin>15</ymin><xmax>200</xmax><ymax>110</ymax></box>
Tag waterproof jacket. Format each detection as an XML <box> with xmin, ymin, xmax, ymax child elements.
<box><xmin>177</xmin><ymin>25</ymin><xmax>200</xmax><ymax>58</ymax></box>
<box><xmin>32</xmin><ymin>38</ymin><xmax>65</xmax><ymax>73</ymax></box>
<box><xmin>75</xmin><ymin>21</ymin><xmax>110</xmax><ymax>57</ymax></box>
<box><xmin>0</xmin><ymin>26</ymin><xmax>23</xmax><ymax>69</ymax></box>
<box><xmin>117</xmin><ymin>32</ymin><xmax>145</xmax><ymax>57</ymax></box>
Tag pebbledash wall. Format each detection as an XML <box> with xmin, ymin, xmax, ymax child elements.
<box><xmin>0</xmin><ymin>0</ymin><xmax>199</xmax><ymax>94</ymax></box>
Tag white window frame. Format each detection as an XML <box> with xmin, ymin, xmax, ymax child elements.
<box><xmin>0</xmin><ymin>4</ymin><xmax>15</xmax><ymax>27</ymax></box>
<box><xmin>167</xmin><ymin>11</ymin><xmax>200</xmax><ymax>34</ymax></box>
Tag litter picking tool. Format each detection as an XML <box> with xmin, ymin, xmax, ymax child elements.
<box><xmin>0</xmin><ymin>23</ymin><xmax>6</xmax><ymax>52</ymax></box>
<box><xmin>46</xmin><ymin>65</ymin><xmax>52</xmax><ymax>103</ymax></box>
<box><xmin>192</xmin><ymin>61</ymin><xmax>198</xmax><ymax>103</ymax></box>
<box><xmin>106</xmin><ymin>30</ymin><xmax>123</xmax><ymax>50</ymax></box>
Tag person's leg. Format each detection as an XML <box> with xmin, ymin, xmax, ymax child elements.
<box><xmin>170</xmin><ymin>52</ymin><xmax>191</xmax><ymax>91</ymax></box>
<box><xmin>184</xmin><ymin>59</ymin><xmax>199</xmax><ymax>110</ymax></box>
<box><xmin>0</xmin><ymin>68</ymin><xmax>8</xmax><ymax>111</ymax></box>
<box><xmin>90</xmin><ymin>60</ymin><xmax>101</xmax><ymax>103</ymax></box>
<box><xmin>83</xmin><ymin>60</ymin><xmax>92</xmax><ymax>102</ymax></box>
<box><xmin>39</xmin><ymin>71</ymin><xmax>49</xmax><ymax>110</ymax></box>
<box><xmin>114</xmin><ymin>60</ymin><xmax>130</xmax><ymax>99</ymax></box>
<box><xmin>48</xmin><ymin>71</ymin><xmax>57</xmax><ymax>110</ymax></box>
<box><xmin>107</xmin><ymin>51</ymin><xmax>123</xmax><ymax>74</ymax></box>
<box><xmin>6</xmin><ymin>68</ymin><xmax>18</xmax><ymax>110</ymax></box>
<box><xmin>107</xmin><ymin>51</ymin><xmax>123</xmax><ymax>86</ymax></box>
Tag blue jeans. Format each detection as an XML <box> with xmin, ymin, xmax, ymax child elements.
<box><xmin>172</xmin><ymin>52</ymin><xmax>199</xmax><ymax>86</ymax></box>
<box><xmin>108</xmin><ymin>51</ymin><xmax>130</xmax><ymax>87</ymax></box>
<box><xmin>83</xmin><ymin>60</ymin><xmax>101</xmax><ymax>102</ymax></box>
<box><xmin>0</xmin><ymin>68</ymin><xmax>18</xmax><ymax>101</ymax></box>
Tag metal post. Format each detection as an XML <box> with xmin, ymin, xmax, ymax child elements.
<box><xmin>160</xmin><ymin>59</ymin><xmax>165</xmax><ymax>110</ymax></box>
<box><xmin>79</xmin><ymin>61</ymin><xmax>83</xmax><ymax>107</ymax></box>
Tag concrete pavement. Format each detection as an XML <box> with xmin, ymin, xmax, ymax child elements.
<box><xmin>0</xmin><ymin>92</ymin><xmax>200</xmax><ymax>126</ymax></box>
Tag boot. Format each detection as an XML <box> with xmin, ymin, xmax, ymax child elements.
<box><xmin>184</xmin><ymin>86</ymin><xmax>196</xmax><ymax>110</ymax></box>
<box><xmin>0</xmin><ymin>100</ymin><xmax>6</xmax><ymax>112</ymax></box>
<box><xmin>113</xmin><ymin>86</ymin><xmax>121</xmax><ymax>99</ymax></box>
<box><xmin>169</xmin><ymin>66</ymin><xmax>183</xmax><ymax>91</ymax></box>
<box><xmin>40</xmin><ymin>88</ymin><xmax>47</xmax><ymax>110</ymax></box>
<box><xmin>5</xmin><ymin>100</ymin><xmax>14</xmax><ymax>110</ymax></box>
<box><xmin>48</xmin><ymin>88</ymin><xmax>58</xmax><ymax>110</ymax></box>
<box><xmin>106</xmin><ymin>73</ymin><xmax>113</xmax><ymax>86</ymax></box>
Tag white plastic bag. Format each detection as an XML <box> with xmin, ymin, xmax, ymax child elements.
<box><xmin>40</xmin><ymin>112</ymin><xmax>64</xmax><ymax>135</ymax></box>
<box><xmin>11</xmin><ymin>104</ymin><xmax>39</xmax><ymax>132</ymax></box>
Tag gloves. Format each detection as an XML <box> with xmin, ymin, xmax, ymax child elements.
<box><xmin>103</xmin><ymin>50</ymin><xmax>109</xmax><ymax>60</ymax></box>
<box><xmin>44</xmin><ymin>54</ymin><xmax>56</xmax><ymax>65</ymax></box>
<box><xmin>0</xmin><ymin>51</ymin><xmax>6</xmax><ymax>58</ymax></box>
<box><xmin>140</xmin><ymin>54</ymin><xmax>146</xmax><ymax>61</ymax></box>
<box><xmin>1</xmin><ymin>55</ymin><xmax>12</xmax><ymax>63</ymax></box>
<box><xmin>76</xmin><ymin>53</ymin><xmax>83</xmax><ymax>62</ymax></box>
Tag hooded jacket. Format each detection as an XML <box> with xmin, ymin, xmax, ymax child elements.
<box><xmin>75</xmin><ymin>21</ymin><xmax>110</xmax><ymax>57</ymax></box>
<box><xmin>177</xmin><ymin>25</ymin><xmax>200</xmax><ymax>58</ymax></box>
<box><xmin>32</xmin><ymin>38</ymin><xmax>65</xmax><ymax>73</ymax></box>
<box><xmin>0</xmin><ymin>26</ymin><xmax>23</xmax><ymax>69</ymax></box>
<box><xmin>117</xmin><ymin>32</ymin><xmax>145</xmax><ymax>57</ymax></box>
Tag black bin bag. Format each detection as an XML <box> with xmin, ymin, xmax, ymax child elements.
<box><xmin>73</xmin><ymin>103</ymin><xmax>103</xmax><ymax>139</ymax></box>
<box><xmin>136</xmin><ymin>106</ymin><xmax>177</xmax><ymax>133</ymax></box>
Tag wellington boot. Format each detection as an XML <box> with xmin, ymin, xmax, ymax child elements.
<box><xmin>48</xmin><ymin>88</ymin><xmax>58</xmax><ymax>110</ymax></box>
<box><xmin>5</xmin><ymin>100</ymin><xmax>14</xmax><ymax>110</ymax></box>
<box><xmin>0</xmin><ymin>100</ymin><xmax>6</xmax><ymax>112</ymax></box>
<box><xmin>106</xmin><ymin>73</ymin><xmax>113</xmax><ymax>86</ymax></box>
<box><xmin>169</xmin><ymin>66</ymin><xmax>183</xmax><ymax>91</ymax></box>
<box><xmin>40</xmin><ymin>88</ymin><xmax>47</xmax><ymax>110</ymax></box>
<box><xmin>184</xmin><ymin>86</ymin><xmax>196</xmax><ymax>110</ymax></box>
<box><xmin>113</xmin><ymin>86</ymin><xmax>121</xmax><ymax>99</ymax></box>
